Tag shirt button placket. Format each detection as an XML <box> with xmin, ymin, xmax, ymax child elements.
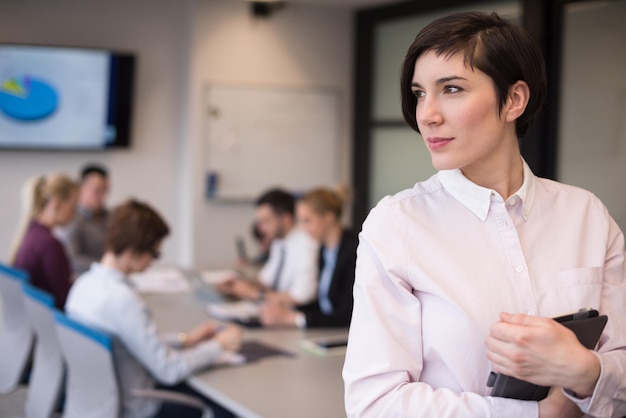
<box><xmin>493</xmin><ymin>199</ymin><xmax>536</xmax><ymax>315</ymax></box>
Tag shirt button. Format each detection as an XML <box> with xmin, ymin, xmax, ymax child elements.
<box><xmin>515</xmin><ymin>265</ymin><xmax>524</xmax><ymax>273</ymax></box>
<box><xmin>527</xmin><ymin>309</ymin><xmax>536</xmax><ymax>316</ymax></box>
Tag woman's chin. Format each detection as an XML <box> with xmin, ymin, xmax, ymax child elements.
<box><xmin>430</xmin><ymin>157</ymin><xmax>461</xmax><ymax>172</ymax></box>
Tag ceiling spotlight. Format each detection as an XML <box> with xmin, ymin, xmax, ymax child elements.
<box><xmin>248</xmin><ymin>1</ymin><xmax>286</xmax><ymax>18</ymax></box>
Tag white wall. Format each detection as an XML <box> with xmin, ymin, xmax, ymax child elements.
<box><xmin>185</xmin><ymin>1</ymin><xmax>353</xmax><ymax>268</ymax></box>
<box><xmin>0</xmin><ymin>0</ymin><xmax>353</xmax><ymax>268</ymax></box>
<box><xmin>0</xmin><ymin>0</ymin><xmax>193</xmax><ymax>264</ymax></box>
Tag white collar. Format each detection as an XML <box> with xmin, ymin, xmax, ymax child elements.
<box><xmin>437</xmin><ymin>159</ymin><xmax>535</xmax><ymax>222</ymax></box>
<box><xmin>89</xmin><ymin>262</ymin><xmax>134</xmax><ymax>287</ymax></box>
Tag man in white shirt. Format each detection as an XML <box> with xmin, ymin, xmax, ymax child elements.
<box><xmin>219</xmin><ymin>188</ymin><xmax>318</xmax><ymax>306</ymax></box>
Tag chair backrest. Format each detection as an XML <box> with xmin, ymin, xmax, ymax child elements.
<box><xmin>0</xmin><ymin>263</ymin><xmax>33</xmax><ymax>394</ymax></box>
<box><xmin>22</xmin><ymin>283</ymin><xmax>64</xmax><ymax>418</ymax></box>
<box><xmin>54</xmin><ymin>312</ymin><xmax>120</xmax><ymax>418</ymax></box>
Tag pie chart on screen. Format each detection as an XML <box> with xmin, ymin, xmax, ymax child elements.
<box><xmin>0</xmin><ymin>76</ymin><xmax>58</xmax><ymax>121</ymax></box>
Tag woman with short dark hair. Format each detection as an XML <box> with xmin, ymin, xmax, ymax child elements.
<box><xmin>343</xmin><ymin>11</ymin><xmax>626</xmax><ymax>418</ymax></box>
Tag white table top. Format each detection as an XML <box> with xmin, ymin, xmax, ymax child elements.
<box><xmin>143</xmin><ymin>292</ymin><xmax>348</xmax><ymax>418</ymax></box>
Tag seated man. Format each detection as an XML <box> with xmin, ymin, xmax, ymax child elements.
<box><xmin>219</xmin><ymin>188</ymin><xmax>318</xmax><ymax>306</ymax></box>
<box><xmin>56</xmin><ymin>163</ymin><xmax>110</xmax><ymax>275</ymax></box>
<box><xmin>65</xmin><ymin>199</ymin><xmax>242</xmax><ymax>418</ymax></box>
<box><xmin>260</xmin><ymin>187</ymin><xmax>358</xmax><ymax>328</ymax></box>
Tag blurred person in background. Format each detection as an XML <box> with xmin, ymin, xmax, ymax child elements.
<box><xmin>10</xmin><ymin>173</ymin><xmax>78</xmax><ymax>309</ymax></box>
<box><xmin>56</xmin><ymin>163</ymin><xmax>110</xmax><ymax>275</ymax></box>
<box><xmin>66</xmin><ymin>199</ymin><xmax>242</xmax><ymax>418</ymax></box>
<box><xmin>260</xmin><ymin>187</ymin><xmax>357</xmax><ymax>328</ymax></box>
<box><xmin>218</xmin><ymin>188</ymin><xmax>318</xmax><ymax>306</ymax></box>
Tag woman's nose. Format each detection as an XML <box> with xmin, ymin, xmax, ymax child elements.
<box><xmin>416</xmin><ymin>95</ymin><xmax>443</xmax><ymax>127</ymax></box>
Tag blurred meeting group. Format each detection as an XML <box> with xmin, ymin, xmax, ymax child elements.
<box><xmin>2</xmin><ymin>162</ymin><xmax>357</xmax><ymax>418</ymax></box>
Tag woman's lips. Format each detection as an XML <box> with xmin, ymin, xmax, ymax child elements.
<box><xmin>427</xmin><ymin>137</ymin><xmax>453</xmax><ymax>151</ymax></box>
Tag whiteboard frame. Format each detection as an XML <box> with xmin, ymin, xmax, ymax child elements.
<box><xmin>202</xmin><ymin>82</ymin><xmax>341</xmax><ymax>202</ymax></box>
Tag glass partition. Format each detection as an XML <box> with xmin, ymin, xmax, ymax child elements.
<box><xmin>368</xmin><ymin>1</ymin><xmax>521</xmax><ymax>208</ymax></box>
<box><xmin>557</xmin><ymin>0</ymin><xmax>626</xmax><ymax>230</ymax></box>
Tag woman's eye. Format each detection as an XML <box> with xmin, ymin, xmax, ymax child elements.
<box><xmin>412</xmin><ymin>90</ymin><xmax>425</xmax><ymax>99</ymax></box>
<box><xmin>445</xmin><ymin>85</ymin><xmax>462</xmax><ymax>94</ymax></box>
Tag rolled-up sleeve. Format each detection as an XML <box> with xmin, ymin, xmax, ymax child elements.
<box><xmin>113</xmin><ymin>292</ymin><xmax>222</xmax><ymax>386</ymax></box>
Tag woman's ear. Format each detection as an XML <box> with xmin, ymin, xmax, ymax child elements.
<box><xmin>504</xmin><ymin>81</ymin><xmax>530</xmax><ymax>123</ymax></box>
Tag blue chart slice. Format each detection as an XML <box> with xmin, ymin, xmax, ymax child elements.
<box><xmin>0</xmin><ymin>77</ymin><xmax>59</xmax><ymax>121</ymax></box>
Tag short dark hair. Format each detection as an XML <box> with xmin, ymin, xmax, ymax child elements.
<box><xmin>400</xmin><ymin>11</ymin><xmax>547</xmax><ymax>138</ymax></box>
<box><xmin>255</xmin><ymin>188</ymin><xmax>295</xmax><ymax>216</ymax></box>
<box><xmin>80</xmin><ymin>164</ymin><xmax>108</xmax><ymax>182</ymax></box>
<box><xmin>106</xmin><ymin>199</ymin><xmax>170</xmax><ymax>256</ymax></box>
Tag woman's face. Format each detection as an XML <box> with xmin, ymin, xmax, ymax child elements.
<box><xmin>411</xmin><ymin>50</ymin><xmax>515</xmax><ymax>174</ymax></box>
<box><xmin>297</xmin><ymin>202</ymin><xmax>330</xmax><ymax>242</ymax></box>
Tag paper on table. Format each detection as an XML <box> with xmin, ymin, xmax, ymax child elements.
<box><xmin>213</xmin><ymin>350</ymin><xmax>246</xmax><ymax>366</ymax></box>
<box><xmin>200</xmin><ymin>269</ymin><xmax>238</xmax><ymax>286</ymax></box>
<box><xmin>207</xmin><ymin>300</ymin><xmax>261</xmax><ymax>321</ymax></box>
<box><xmin>129</xmin><ymin>267</ymin><xmax>191</xmax><ymax>293</ymax></box>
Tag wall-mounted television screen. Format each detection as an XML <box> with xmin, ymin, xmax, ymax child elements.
<box><xmin>0</xmin><ymin>44</ymin><xmax>135</xmax><ymax>150</ymax></box>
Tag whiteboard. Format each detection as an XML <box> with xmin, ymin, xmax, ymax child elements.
<box><xmin>203</xmin><ymin>84</ymin><xmax>340</xmax><ymax>200</ymax></box>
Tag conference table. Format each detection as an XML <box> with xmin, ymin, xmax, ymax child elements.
<box><xmin>143</xmin><ymin>283</ymin><xmax>348</xmax><ymax>418</ymax></box>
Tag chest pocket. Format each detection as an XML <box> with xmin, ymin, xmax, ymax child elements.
<box><xmin>557</xmin><ymin>267</ymin><xmax>603</xmax><ymax>310</ymax></box>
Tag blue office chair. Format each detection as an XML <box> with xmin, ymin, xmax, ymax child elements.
<box><xmin>0</xmin><ymin>263</ymin><xmax>33</xmax><ymax>394</ymax></box>
<box><xmin>54</xmin><ymin>312</ymin><xmax>213</xmax><ymax>418</ymax></box>
<box><xmin>22</xmin><ymin>283</ymin><xmax>64</xmax><ymax>418</ymax></box>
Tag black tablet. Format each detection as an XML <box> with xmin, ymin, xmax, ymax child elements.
<box><xmin>487</xmin><ymin>308</ymin><xmax>608</xmax><ymax>401</ymax></box>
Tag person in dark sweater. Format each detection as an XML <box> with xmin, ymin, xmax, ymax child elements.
<box><xmin>10</xmin><ymin>173</ymin><xmax>78</xmax><ymax>309</ymax></box>
<box><xmin>260</xmin><ymin>187</ymin><xmax>358</xmax><ymax>328</ymax></box>
<box><xmin>55</xmin><ymin>163</ymin><xmax>110</xmax><ymax>275</ymax></box>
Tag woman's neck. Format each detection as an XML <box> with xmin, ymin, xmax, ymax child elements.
<box><xmin>323</xmin><ymin>223</ymin><xmax>343</xmax><ymax>250</ymax></box>
<box><xmin>462</xmin><ymin>147</ymin><xmax>524</xmax><ymax>199</ymax></box>
<box><xmin>35</xmin><ymin>212</ymin><xmax>56</xmax><ymax>229</ymax></box>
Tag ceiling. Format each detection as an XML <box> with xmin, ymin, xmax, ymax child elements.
<box><xmin>257</xmin><ymin>0</ymin><xmax>404</xmax><ymax>9</ymax></box>
<box><xmin>303</xmin><ymin>0</ymin><xmax>401</xmax><ymax>5</ymax></box>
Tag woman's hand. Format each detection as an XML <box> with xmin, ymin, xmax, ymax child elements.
<box><xmin>260</xmin><ymin>300</ymin><xmax>297</xmax><ymax>326</ymax></box>
<box><xmin>538</xmin><ymin>388</ymin><xmax>583</xmax><ymax>418</ymax></box>
<box><xmin>485</xmin><ymin>312</ymin><xmax>600</xmax><ymax>397</ymax></box>
<box><xmin>263</xmin><ymin>291</ymin><xmax>295</xmax><ymax>306</ymax></box>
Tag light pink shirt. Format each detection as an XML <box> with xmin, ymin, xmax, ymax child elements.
<box><xmin>343</xmin><ymin>161</ymin><xmax>626</xmax><ymax>417</ymax></box>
